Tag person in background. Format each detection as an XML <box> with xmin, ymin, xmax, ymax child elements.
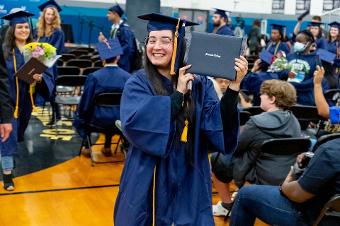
<box><xmin>212</xmin><ymin>79</ymin><xmax>300</xmax><ymax>217</ymax></box>
<box><xmin>326</xmin><ymin>21</ymin><xmax>340</xmax><ymax>88</ymax></box>
<box><xmin>98</xmin><ymin>3</ymin><xmax>136</xmax><ymax>73</ymax></box>
<box><xmin>230</xmin><ymin>118</ymin><xmax>340</xmax><ymax>226</ymax></box>
<box><xmin>279</xmin><ymin>30</ymin><xmax>327</xmax><ymax>106</ymax></box>
<box><xmin>247</xmin><ymin>19</ymin><xmax>262</xmax><ymax>56</ymax></box>
<box><xmin>211</xmin><ymin>8</ymin><xmax>234</xmax><ymax>36</ymax></box>
<box><xmin>36</xmin><ymin>0</ymin><xmax>65</xmax><ymax>125</ymax></box>
<box><xmin>1</xmin><ymin>10</ymin><xmax>53</xmax><ymax>190</ymax></box>
<box><xmin>74</xmin><ymin>39</ymin><xmax>130</xmax><ymax>157</ymax></box>
<box><xmin>266</xmin><ymin>24</ymin><xmax>290</xmax><ymax>55</ymax></box>
<box><xmin>308</xmin><ymin>21</ymin><xmax>327</xmax><ymax>50</ymax></box>
<box><xmin>234</xmin><ymin>16</ymin><xmax>245</xmax><ymax>38</ymax></box>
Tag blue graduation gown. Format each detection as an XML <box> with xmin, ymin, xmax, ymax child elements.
<box><xmin>73</xmin><ymin>66</ymin><xmax>130</xmax><ymax>137</ymax></box>
<box><xmin>114</xmin><ymin>70</ymin><xmax>239</xmax><ymax>226</ymax></box>
<box><xmin>316</xmin><ymin>37</ymin><xmax>327</xmax><ymax>50</ymax></box>
<box><xmin>216</xmin><ymin>24</ymin><xmax>234</xmax><ymax>36</ymax></box>
<box><xmin>278</xmin><ymin>52</ymin><xmax>327</xmax><ymax>105</ymax></box>
<box><xmin>115</xmin><ymin>22</ymin><xmax>136</xmax><ymax>73</ymax></box>
<box><xmin>5</xmin><ymin>47</ymin><xmax>54</xmax><ymax>144</ymax></box>
<box><xmin>241</xmin><ymin>71</ymin><xmax>279</xmax><ymax>106</ymax></box>
<box><xmin>266</xmin><ymin>41</ymin><xmax>290</xmax><ymax>55</ymax></box>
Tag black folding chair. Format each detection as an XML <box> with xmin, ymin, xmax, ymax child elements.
<box><xmin>243</xmin><ymin>106</ymin><xmax>263</xmax><ymax>116</ymax></box>
<box><xmin>324</xmin><ymin>89</ymin><xmax>340</xmax><ymax>106</ymax></box>
<box><xmin>257</xmin><ymin>137</ymin><xmax>311</xmax><ymax>185</ymax></box>
<box><xmin>313</xmin><ymin>194</ymin><xmax>340</xmax><ymax>226</ymax></box>
<box><xmin>60</xmin><ymin>53</ymin><xmax>76</xmax><ymax>62</ymax></box>
<box><xmin>76</xmin><ymin>47</ymin><xmax>95</xmax><ymax>53</ymax></box>
<box><xmin>91</xmin><ymin>55</ymin><xmax>100</xmax><ymax>62</ymax></box>
<box><xmin>312</xmin><ymin>133</ymin><xmax>340</xmax><ymax>152</ymax></box>
<box><xmin>54</xmin><ymin>75</ymin><xmax>87</xmax><ymax>120</ymax></box>
<box><xmin>57</xmin><ymin>59</ymin><xmax>64</xmax><ymax>66</ymax></box>
<box><xmin>57</xmin><ymin>66</ymin><xmax>81</xmax><ymax>76</ymax></box>
<box><xmin>94</xmin><ymin>60</ymin><xmax>103</xmax><ymax>67</ymax></box>
<box><xmin>80</xmin><ymin>92</ymin><xmax>127</xmax><ymax>166</ymax></box>
<box><xmin>82</xmin><ymin>67</ymin><xmax>101</xmax><ymax>76</ymax></box>
<box><xmin>66</xmin><ymin>59</ymin><xmax>93</xmax><ymax>68</ymax></box>
<box><xmin>78</xmin><ymin>55</ymin><xmax>92</xmax><ymax>60</ymax></box>
<box><xmin>69</xmin><ymin>49</ymin><xmax>88</xmax><ymax>58</ymax></box>
<box><xmin>289</xmin><ymin>105</ymin><xmax>323</xmax><ymax>131</ymax></box>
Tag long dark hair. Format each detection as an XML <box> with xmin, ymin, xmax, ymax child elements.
<box><xmin>144</xmin><ymin>32</ymin><xmax>196</xmax><ymax>164</ymax></box>
<box><xmin>3</xmin><ymin>24</ymin><xmax>33</xmax><ymax>59</ymax></box>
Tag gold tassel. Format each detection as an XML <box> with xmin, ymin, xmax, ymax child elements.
<box><xmin>12</xmin><ymin>50</ymin><xmax>19</xmax><ymax>119</ymax></box>
<box><xmin>29</xmin><ymin>84</ymin><xmax>38</xmax><ymax>112</ymax></box>
<box><xmin>180</xmin><ymin>119</ymin><xmax>189</xmax><ymax>143</ymax></box>
<box><xmin>170</xmin><ymin>19</ymin><xmax>181</xmax><ymax>76</ymax></box>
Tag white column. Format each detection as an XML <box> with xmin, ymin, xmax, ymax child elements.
<box><xmin>284</xmin><ymin>0</ymin><xmax>296</xmax><ymax>15</ymax></box>
<box><xmin>310</xmin><ymin>0</ymin><xmax>324</xmax><ymax>16</ymax></box>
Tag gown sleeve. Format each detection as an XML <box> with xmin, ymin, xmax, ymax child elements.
<box><xmin>200</xmin><ymin>79</ymin><xmax>239</xmax><ymax>154</ymax></box>
<box><xmin>120</xmin><ymin>75</ymin><xmax>171</xmax><ymax>157</ymax></box>
<box><xmin>50</xmin><ymin>29</ymin><xmax>65</xmax><ymax>55</ymax></box>
<box><xmin>76</xmin><ymin>74</ymin><xmax>97</xmax><ymax>121</ymax></box>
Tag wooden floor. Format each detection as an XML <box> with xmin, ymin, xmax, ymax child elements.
<box><xmin>0</xmin><ymin>135</ymin><xmax>267</xmax><ymax>226</ymax></box>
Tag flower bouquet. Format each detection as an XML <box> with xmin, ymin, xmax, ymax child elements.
<box><xmin>23</xmin><ymin>42</ymin><xmax>60</xmax><ymax>68</ymax></box>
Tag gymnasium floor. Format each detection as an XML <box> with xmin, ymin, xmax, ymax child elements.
<box><xmin>0</xmin><ymin>109</ymin><xmax>267</xmax><ymax>226</ymax></box>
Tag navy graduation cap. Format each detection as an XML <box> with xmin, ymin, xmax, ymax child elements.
<box><xmin>316</xmin><ymin>48</ymin><xmax>336</xmax><ymax>64</ymax></box>
<box><xmin>308</xmin><ymin>21</ymin><xmax>323</xmax><ymax>27</ymax></box>
<box><xmin>1</xmin><ymin>10</ymin><xmax>34</xmax><ymax>26</ymax></box>
<box><xmin>38</xmin><ymin>0</ymin><xmax>62</xmax><ymax>12</ymax></box>
<box><xmin>213</xmin><ymin>8</ymin><xmax>230</xmax><ymax>19</ymax></box>
<box><xmin>138</xmin><ymin>13</ymin><xmax>198</xmax><ymax>76</ymax></box>
<box><xmin>329</xmin><ymin>21</ymin><xmax>340</xmax><ymax>29</ymax></box>
<box><xmin>259</xmin><ymin>50</ymin><xmax>273</xmax><ymax>65</ymax></box>
<box><xmin>271</xmin><ymin>24</ymin><xmax>285</xmax><ymax>33</ymax></box>
<box><xmin>96</xmin><ymin>38</ymin><xmax>123</xmax><ymax>61</ymax></box>
<box><xmin>109</xmin><ymin>4</ymin><xmax>124</xmax><ymax>17</ymax></box>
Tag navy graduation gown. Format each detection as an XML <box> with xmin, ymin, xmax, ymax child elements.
<box><xmin>241</xmin><ymin>71</ymin><xmax>279</xmax><ymax>106</ymax></box>
<box><xmin>73</xmin><ymin>66</ymin><xmax>130</xmax><ymax>137</ymax></box>
<box><xmin>278</xmin><ymin>52</ymin><xmax>327</xmax><ymax>105</ymax></box>
<box><xmin>266</xmin><ymin>41</ymin><xmax>290</xmax><ymax>55</ymax></box>
<box><xmin>115</xmin><ymin>22</ymin><xmax>136</xmax><ymax>73</ymax></box>
<box><xmin>114</xmin><ymin>70</ymin><xmax>239</xmax><ymax>226</ymax></box>
<box><xmin>216</xmin><ymin>24</ymin><xmax>234</xmax><ymax>36</ymax></box>
<box><xmin>5</xmin><ymin>47</ymin><xmax>54</xmax><ymax>143</ymax></box>
<box><xmin>315</xmin><ymin>37</ymin><xmax>327</xmax><ymax>50</ymax></box>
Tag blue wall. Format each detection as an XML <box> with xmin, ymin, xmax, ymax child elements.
<box><xmin>1</xmin><ymin>0</ymin><xmax>312</xmax><ymax>44</ymax></box>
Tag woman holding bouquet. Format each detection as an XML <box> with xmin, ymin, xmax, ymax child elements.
<box><xmin>36</xmin><ymin>0</ymin><xmax>65</xmax><ymax>125</ymax></box>
<box><xmin>1</xmin><ymin>10</ymin><xmax>54</xmax><ymax>190</ymax></box>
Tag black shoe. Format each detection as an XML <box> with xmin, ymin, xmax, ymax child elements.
<box><xmin>3</xmin><ymin>174</ymin><xmax>14</xmax><ymax>191</ymax></box>
<box><xmin>46</xmin><ymin>117</ymin><xmax>61</xmax><ymax>126</ymax></box>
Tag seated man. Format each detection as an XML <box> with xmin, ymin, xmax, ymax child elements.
<box><xmin>230</xmin><ymin>137</ymin><xmax>340</xmax><ymax>226</ymax></box>
<box><xmin>211</xmin><ymin>80</ymin><xmax>301</xmax><ymax>216</ymax></box>
<box><xmin>73</xmin><ymin>39</ymin><xmax>131</xmax><ymax>157</ymax></box>
<box><xmin>314</xmin><ymin>65</ymin><xmax>340</xmax><ymax>134</ymax></box>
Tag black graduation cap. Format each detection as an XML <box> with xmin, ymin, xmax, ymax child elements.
<box><xmin>329</xmin><ymin>21</ymin><xmax>340</xmax><ymax>29</ymax></box>
<box><xmin>213</xmin><ymin>8</ymin><xmax>230</xmax><ymax>19</ymax></box>
<box><xmin>297</xmin><ymin>9</ymin><xmax>309</xmax><ymax>21</ymax></box>
<box><xmin>1</xmin><ymin>10</ymin><xmax>34</xmax><ymax>26</ymax></box>
<box><xmin>138</xmin><ymin>13</ymin><xmax>198</xmax><ymax>76</ymax></box>
<box><xmin>96</xmin><ymin>38</ymin><xmax>123</xmax><ymax>61</ymax></box>
<box><xmin>270</xmin><ymin>24</ymin><xmax>285</xmax><ymax>34</ymax></box>
<box><xmin>308</xmin><ymin>21</ymin><xmax>323</xmax><ymax>27</ymax></box>
<box><xmin>109</xmin><ymin>4</ymin><xmax>124</xmax><ymax>17</ymax></box>
<box><xmin>38</xmin><ymin>0</ymin><xmax>62</xmax><ymax>12</ymax></box>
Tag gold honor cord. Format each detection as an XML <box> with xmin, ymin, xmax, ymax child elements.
<box><xmin>12</xmin><ymin>49</ymin><xmax>38</xmax><ymax>119</ymax></box>
<box><xmin>170</xmin><ymin>18</ymin><xmax>181</xmax><ymax>76</ymax></box>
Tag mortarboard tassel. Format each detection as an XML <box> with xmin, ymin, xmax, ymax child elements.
<box><xmin>180</xmin><ymin>119</ymin><xmax>189</xmax><ymax>143</ymax></box>
<box><xmin>170</xmin><ymin>18</ymin><xmax>181</xmax><ymax>76</ymax></box>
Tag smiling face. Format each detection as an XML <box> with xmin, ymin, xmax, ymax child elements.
<box><xmin>271</xmin><ymin>29</ymin><xmax>281</xmax><ymax>42</ymax></box>
<box><xmin>44</xmin><ymin>7</ymin><xmax>56</xmax><ymax>25</ymax></box>
<box><xmin>14</xmin><ymin>22</ymin><xmax>30</xmax><ymax>42</ymax></box>
<box><xmin>146</xmin><ymin>30</ymin><xmax>174</xmax><ymax>69</ymax></box>
<box><xmin>329</xmin><ymin>27</ymin><xmax>339</xmax><ymax>39</ymax></box>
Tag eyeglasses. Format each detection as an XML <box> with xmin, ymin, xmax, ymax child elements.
<box><xmin>145</xmin><ymin>37</ymin><xmax>173</xmax><ymax>47</ymax></box>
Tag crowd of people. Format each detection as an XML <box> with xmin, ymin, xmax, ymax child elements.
<box><xmin>0</xmin><ymin>0</ymin><xmax>339</xmax><ymax>225</ymax></box>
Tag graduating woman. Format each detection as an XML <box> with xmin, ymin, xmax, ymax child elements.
<box><xmin>1</xmin><ymin>10</ymin><xmax>54</xmax><ymax>190</ymax></box>
<box><xmin>326</xmin><ymin>22</ymin><xmax>340</xmax><ymax>88</ymax></box>
<box><xmin>114</xmin><ymin>13</ymin><xmax>248</xmax><ymax>226</ymax></box>
<box><xmin>35</xmin><ymin>0</ymin><xmax>65</xmax><ymax>125</ymax></box>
